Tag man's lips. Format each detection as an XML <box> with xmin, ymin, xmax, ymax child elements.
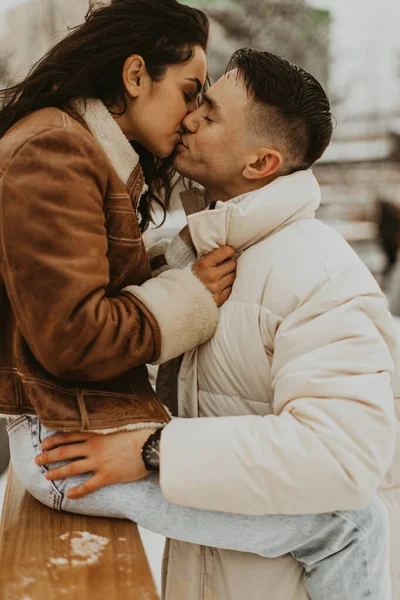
<box><xmin>178</xmin><ymin>136</ymin><xmax>189</xmax><ymax>149</ymax></box>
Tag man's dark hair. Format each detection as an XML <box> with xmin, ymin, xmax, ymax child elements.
<box><xmin>227</xmin><ymin>48</ymin><xmax>333</xmax><ymax>172</ymax></box>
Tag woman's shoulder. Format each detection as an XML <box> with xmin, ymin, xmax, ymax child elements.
<box><xmin>1</xmin><ymin>106</ymin><xmax>95</xmax><ymax>153</ymax></box>
<box><xmin>0</xmin><ymin>106</ymin><xmax>104</xmax><ymax>172</ymax></box>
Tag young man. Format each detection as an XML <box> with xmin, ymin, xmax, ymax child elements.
<box><xmin>33</xmin><ymin>50</ymin><xmax>399</xmax><ymax>599</ymax></box>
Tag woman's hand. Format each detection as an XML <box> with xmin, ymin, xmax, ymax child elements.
<box><xmin>192</xmin><ymin>246</ymin><xmax>236</xmax><ymax>307</ymax></box>
<box><xmin>35</xmin><ymin>428</ymin><xmax>158</xmax><ymax>499</ymax></box>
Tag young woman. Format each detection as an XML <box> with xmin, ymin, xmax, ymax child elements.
<box><xmin>0</xmin><ymin>0</ymin><xmax>236</xmax><ymax>438</ymax></box>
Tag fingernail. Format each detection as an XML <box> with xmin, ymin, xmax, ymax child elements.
<box><xmin>40</xmin><ymin>442</ymin><xmax>47</xmax><ymax>450</ymax></box>
<box><xmin>36</xmin><ymin>456</ymin><xmax>42</xmax><ymax>466</ymax></box>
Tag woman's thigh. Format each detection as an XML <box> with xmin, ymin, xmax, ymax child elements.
<box><xmin>7</xmin><ymin>415</ymin><xmax>63</xmax><ymax>510</ymax></box>
<box><xmin>9</xmin><ymin>416</ymin><xmax>295</xmax><ymax>553</ymax></box>
<box><xmin>7</xmin><ymin>415</ymin><xmax>158</xmax><ymax>521</ymax></box>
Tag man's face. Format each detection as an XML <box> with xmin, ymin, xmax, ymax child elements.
<box><xmin>174</xmin><ymin>71</ymin><xmax>253</xmax><ymax>195</ymax></box>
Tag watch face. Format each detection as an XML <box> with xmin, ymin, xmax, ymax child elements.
<box><xmin>143</xmin><ymin>433</ymin><xmax>161</xmax><ymax>471</ymax></box>
<box><xmin>146</xmin><ymin>441</ymin><xmax>160</xmax><ymax>467</ymax></box>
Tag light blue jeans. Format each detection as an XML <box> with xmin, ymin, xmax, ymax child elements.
<box><xmin>7</xmin><ymin>415</ymin><xmax>392</xmax><ymax>600</ymax></box>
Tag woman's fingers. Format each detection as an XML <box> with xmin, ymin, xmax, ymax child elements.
<box><xmin>44</xmin><ymin>459</ymin><xmax>93</xmax><ymax>481</ymax></box>
<box><xmin>40</xmin><ymin>432</ymin><xmax>91</xmax><ymax>451</ymax></box>
<box><xmin>217</xmin><ymin>259</ymin><xmax>237</xmax><ymax>278</ymax></box>
<box><xmin>36</xmin><ymin>442</ymin><xmax>87</xmax><ymax>466</ymax></box>
<box><xmin>220</xmin><ymin>272</ymin><xmax>236</xmax><ymax>289</ymax></box>
<box><xmin>215</xmin><ymin>286</ymin><xmax>233</xmax><ymax>307</ymax></box>
<box><xmin>202</xmin><ymin>246</ymin><xmax>235</xmax><ymax>267</ymax></box>
<box><xmin>214</xmin><ymin>273</ymin><xmax>236</xmax><ymax>306</ymax></box>
<box><xmin>191</xmin><ymin>246</ymin><xmax>237</xmax><ymax>301</ymax></box>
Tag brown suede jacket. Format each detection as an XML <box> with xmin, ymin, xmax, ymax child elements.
<box><xmin>0</xmin><ymin>101</ymin><xmax>218</xmax><ymax>432</ymax></box>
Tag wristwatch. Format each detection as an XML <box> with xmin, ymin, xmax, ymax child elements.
<box><xmin>141</xmin><ymin>428</ymin><xmax>162</xmax><ymax>472</ymax></box>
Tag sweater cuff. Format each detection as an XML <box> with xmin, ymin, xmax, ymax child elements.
<box><xmin>146</xmin><ymin>235</ymin><xmax>197</xmax><ymax>275</ymax></box>
<box><xmin>146</xmin><ymin>238</ymin><xmax>171</xmax><ymax>262</ymax></box>
<box><xmin>146</xmin><ymin>238</ymin><xmax>171</xmax><ymax>277</ymax></box>
<box><xmin>165</xmin><ymin>234</ymin><xmax>197</xmax><ymax>269</ymax></box>
<box><xmin>123</xmin><ymin>266</ymin><xmax>218</xmax><ymax>365</ymax></box>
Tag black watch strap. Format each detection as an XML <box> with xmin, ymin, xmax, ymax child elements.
<box><xmin>141</xmin><ymin>428</ymin><xmax>162</xmax><ymax>472</ymax></box>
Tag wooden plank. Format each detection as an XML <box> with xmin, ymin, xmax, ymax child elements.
<box><xmin>0</xmin><ymin>467</ymin><xmax>158</xmax><ymax>600</ymax></box>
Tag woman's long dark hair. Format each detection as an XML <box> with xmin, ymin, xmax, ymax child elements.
<box><xmin>0</xmin><ymin>0</ymin><xmax>209</xmax><ymax>231</ymax></box>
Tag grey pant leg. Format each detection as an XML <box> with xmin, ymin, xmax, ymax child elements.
<box><xmin>8</xmin><ymin>417</ymin><xmax>392</xmax><ymax>600</ymax></box>
<box><xmin>292</xmin><ymin>497</ymin><xmax>391</xmax><ymax>600</ymax></box>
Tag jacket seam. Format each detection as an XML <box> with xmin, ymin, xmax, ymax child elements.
<box><xmin>379</xmin><ymin>483</ymin><xmax>400</xmax><ymax>491</ymax></box>
<box><xmin>35</xmin><ymin>416</ymin><xmax>164</xmax><ymax>429</ymax></box>
<box><xmin>197</xmin><ymin>387</ymin><xmax>272</xmax><ymax>405</ymax></box>
<box><xmin>80</xmin><ymin>390</ymin><xmax>142</xmax><ymax>400</ymax></box>
<box><xmin>1</xmin><ymin>412</ymin><xmax>166</xmax><ymax>429</ymax></box>
<box><xmin>19</xmin><ymin>376</ymin><xmax>77</xmax><ymax>394</ymax></box>
<box><xmin>107</xmin><ymin>234</ymin><xmax>142</xmax><ymax>245</ymax></box>
<box><xmin>18</xmin><ymin>375</ymin><xmax>144</xmax><ymax>401</ymax></box>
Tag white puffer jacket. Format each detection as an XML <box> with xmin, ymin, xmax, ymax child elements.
<box><xmin>159</xmin><ymin>170</ymin><xmax>400</xmax><ymax>600</ymax></box>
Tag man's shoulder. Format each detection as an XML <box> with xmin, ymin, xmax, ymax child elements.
<box><xmin>237</xmin><ymin>218</ymin><xmax>381</xmax><ymax>317</ymax></box>
<box><xmin>240</xmin><ymin>217</ymin><xmax>352</xmax><ymax>277</ymax></box>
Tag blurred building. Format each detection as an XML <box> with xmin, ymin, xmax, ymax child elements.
<box><xmin>0</xmin><ymin>0</ymin><xmax>87</xmax><ymax>81</ymax></box>
<box><xmin>314</xmin><ymin>112</ymin><xmax>400</xmax><ymax>279</ymax></box>
<box><xmin>316</xmin><ymin>113</ymin><xmax>400</xmax><ymax>218</ymax></box>
<box><xmin>1</xmin><ymin>0</ymin><xmax>330</xmax><ymax>88</ymax></box>
<box><xmin>185</xmin><ymin>0</ymin><xmax>331</xmax><ymax>86</ymax></box>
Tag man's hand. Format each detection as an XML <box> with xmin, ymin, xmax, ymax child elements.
<box><xmin>35</xmin><ymin>428</ymin><xmax>158</xmax><ymax>499</ymax></box>
<box><xmin>192</xmin><ymin>246</ymin><xmax>236</xmax><ymax>307</ymax></box>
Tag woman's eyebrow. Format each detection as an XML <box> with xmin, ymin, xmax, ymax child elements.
<box><xmin>185</xmin><ymin>77</ymin><xmax>203</xmax><ymax>94</ymax></box>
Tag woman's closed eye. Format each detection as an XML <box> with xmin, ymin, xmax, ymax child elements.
<box><xmin>184</xmin><ymin>90</ymin><xmax>200</xmax><ymax>105</ymax></box>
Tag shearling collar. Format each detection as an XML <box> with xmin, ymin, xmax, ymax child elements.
<box><xmin>72</xmin><ymin>98</ymin><xmax>147</xmax><ymax>197</ymax></box>
<box><xmin>185</xmin><ymin>169</ymin><xmax>321</xmax><ymax>257</ymax></box>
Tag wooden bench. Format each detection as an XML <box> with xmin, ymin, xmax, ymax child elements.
<box><xmin>0</xmin><ymin>467</ymin><xmax>159</xmax><ymax>599</ymax></box>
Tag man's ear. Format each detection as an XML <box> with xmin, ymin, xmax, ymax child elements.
<box><xmin>242</xmin><ymin>148</ymin><xmax>283</xmax><ymax>181</ymax></box>
<box><xmin>122</xmin><ymin>55</ymin><xmax>148</xmax><ymax>99</ymax></box>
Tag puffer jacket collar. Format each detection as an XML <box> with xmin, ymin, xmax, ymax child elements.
<box><xmin>186</xmin><ymin>169</ymin><xmax>321</xmax><ymax>256</ymax></box>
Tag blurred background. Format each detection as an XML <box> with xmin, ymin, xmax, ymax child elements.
<box><xmin>1</xmin><ymin>0</ymin><xmax>400</xmax><ymax>591</ymax></box>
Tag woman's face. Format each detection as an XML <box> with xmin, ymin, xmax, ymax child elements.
<box><xmin>116</xmin><ymin>46</ymin><xmax>208</xmax><ymax>158</ymax></box>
